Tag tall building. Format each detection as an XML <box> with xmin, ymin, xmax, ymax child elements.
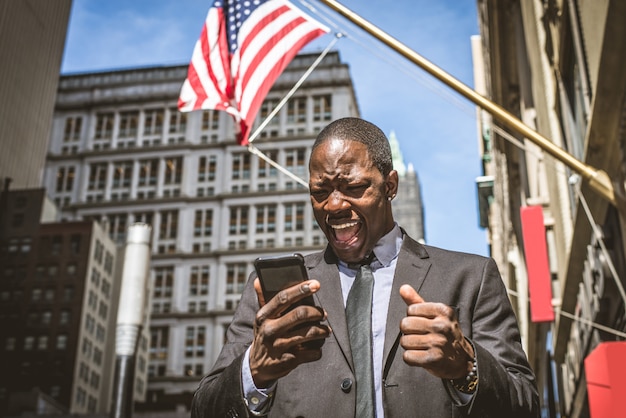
<box><xmin>44</xmin><ymin>50</ymin><xmax>427</xmax><ymax>412</ymax></box>
<box><xmin>389</xmin><ymin>131</ymin><xmax>426</xmax><ymax>243</ymax></box>
<box><xmin>474</xmin><ymin>1</ymin><xmax>626</xmax><ymax>416</ymax></box>
<box><xmin>0</xmin><ymin>0</ymin><xmax>72</xmax><ymax>190</ymax></box>
<box><xmin>0</xmin><ymin>188</ymin><xmax>148</xmax><ymax>415</ymax></box>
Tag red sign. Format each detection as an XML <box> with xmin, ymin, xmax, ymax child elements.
<box><xmin>520</xmin><ymin>206</ymin><xmax>554</xmax><ymax>322</ymax></box>
<box><xmin>585</xmin><ymin>342</ymin><xmax>626</xmax><ymax>418</ymax></box>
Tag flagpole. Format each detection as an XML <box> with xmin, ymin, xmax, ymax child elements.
<box><xmin>317</xmin><ymin>0</ymin><xmax>618</xmax><ymax>207</ymax></box>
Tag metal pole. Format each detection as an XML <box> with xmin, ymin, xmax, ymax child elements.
<box><xmin>111</xmin><ymin>223</ymin><xmax>152</xmax><ymax>418</ymax></box>
<box><xmin>317</xmin><ymin>0</ymin><xmax>617</xmax><ymax>206</ymax></box>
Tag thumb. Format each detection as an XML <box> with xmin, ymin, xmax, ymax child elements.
<box><xmin>253</xmin><ymin>278</ymin><xmax>267</xmax><ymax>307</ymax></box>
<box><xmin>399</xmin><ymin>284</ymin><xmax>425</xmax><ymax>306</ymax></box>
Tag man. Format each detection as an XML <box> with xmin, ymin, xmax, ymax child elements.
<box><xmin>191</xmin><ymin>117</ymin><xmax>540</xmax><ymax>417</ymax></box>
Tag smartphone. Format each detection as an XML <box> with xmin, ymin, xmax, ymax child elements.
<box><xmin>253</xmin><ymin>253</ymin><xmax>314</xmax><ymax>307</ymax></box>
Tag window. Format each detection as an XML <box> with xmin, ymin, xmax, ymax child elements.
<box><xmin>37</xmin><ymin>336</ymin><xmax>48</xmax><ymax>350</ymax></box>
<box><xmin>150</xmin><ymin>326</ymin><xmax>169</xmax><ymax>360</ymax></box>
<box><xmin>257</xmin><ymin>150</ymin><xmax>278</xmax><ymax>178</ymax></box>
<box><xmin>5</xmin><ymin>337</ymin><xmax>16</xmax><ymax>351</ymax></box>
<box><xmin>94</xmin><ymin>113</ymin><xmax>114</xmax><ymax>140</ymax></box>
<box><xmin>313</xmin><ymin>94</ymin><xmax>332</xmax><ymax>122</ymax></box>
<box><xmin>168</xmin><ymin>107</ymin><xmax>187</xmax><ymax>134</ymax></box>
<box><xmin>185</xmin><ymin>326</ymin><xmax>206</xmax><ymax>358</ymax></box>
<box><xmin>225</xmin><ymin>263</ymin><xmax>247</xmax><ymax>295</ymax></box>
<box><xmin>59</xmin><ymin>310</ymin><xmax>71</xmax><ymax>325</ymax></box>
<box><xmin>287</xmin><ymin>97</ymin><xmax>306</xmax><ymax>123</ymax></box>
<box><xmin>159</xmin><ymin>210</ymin><xmax>178</xmax><ymax>239</ymax></box>
<box><xmin>198</xmin><ymin>155</ymin><xmax>217</xmax><ymax>182</ymax></box>
<box><xmin>229</xmin><ymin>206</ymin><xmax>248</xmax><ymax>235</ymax></box>
<box><xmin>56</xmin><ymin>166</ymin><xmax>75</xmax><ymax>192</ymax></box>
<box><xmin>24</xmin><ymin>336</ymin><xmax>35</xmax><ymax>350</ymax></box>
<box><xmin>259</xmin><ymin>98</ymin><xmax>279</xmax><ymax>126</ymax></box>
<box><xmin>194</xmin><ymin>209</ymin><xmax>213</xmax><ymax>237</ymax></box>
<box><xmin>112</xmin><ymin>161</ymin><xmax>133</xmax><ymax>189</ymax></box>
<box><xmin>256</xmin><ymin>204</ymin><xmax>277</xmax><ymax>233</ymax></box>
<box><xmin>154</xmin><ymin>267</ymin><xmax>174</xmax><ymax>298</ymax></box>
<box><xmin>87</xmin><ymin>163</ymin><xmax>107</xmax><ymax>196</ymax></box>
<box><xmin>63</xmin><ymin>116</ymin><xmax>82</xmax><ymax>142</ymax></box>
<box><xmin>164</xmin><ymin>157</ymin><xmax>183</xmax><ymax>185</ymax></box>
<box><xmin>202</xmin><ymin>110</ymin><xmax>220</xmax><ymax>131</ymax></box>
<box><xmin>189</xmin><ymin>266</ymin><xmax>210</xmax><ymax>296</ymax></box>
<box><xmin>118</xmin><ymin>111</ymin><xmax>139</xmax><ymax>138</ymax></box>
<box><xmin>70</xmin><ymin>234</ymin><xmax>81</xmax><ymax>254</ymax></box>
<box><xmin>106</xmin><ymin>213</ymin><xmax>128</xmax><ymax>243</ymax></box>
<box><xmin>232</xmin><ymin>153</ymin><xmax>251</xmax><ymax>180</ymax></box>
<box><xmin>138</xmin><ymin>159</ymin><xmax>158</xmax><ymax>186</ymax></box>
<box><xmin>31</xmin><ymin>288</ymin><xmax>42</xmax><ymax>301</ymax></box>
<box><xmin>285</xmin><ymin>202</ymin><xmax>305</xmax><ymax>231</ymax></box>
<box><xmin>144</xmin><ymin>109</ymin><xmax>164</xmax><ymax>135</ymax></box>
<box><xmin>285</xmin><ymin>148</ymin><xmax>306</xmax><ymax>177</ymax></box>
<box><xmin>56</xmin><ymin>334</ymin><xmax>67</xmax><ymax>349</ymax></box>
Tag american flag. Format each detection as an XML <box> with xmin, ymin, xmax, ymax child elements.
<box><xmin>178</xmin><ymin>0</ymin><xmax>329</xmax><ymax>145</ymax></box>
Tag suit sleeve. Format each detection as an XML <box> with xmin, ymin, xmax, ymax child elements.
<box><xmin>464</xmin><ymin>258</ymin><xmax>540</xmax><ymax>417</ymax></box>
<box><xmin>191</xmin><ymin>273</ymin><xmax>259</xmax><ymax>418</ymax></box>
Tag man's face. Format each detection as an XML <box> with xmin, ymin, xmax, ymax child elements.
<box><xmin>309</xmin><ymin>138</ymin><xmax>398</xmax><ymax>263</ymax></box>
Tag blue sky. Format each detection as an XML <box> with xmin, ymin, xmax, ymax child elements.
<box><xmin>62</xmin><ymin>0</ymin><xmax>488</xmax><ymax>256</ymax></box>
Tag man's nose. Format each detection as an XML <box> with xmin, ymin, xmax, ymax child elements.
<box><xmin>325</xmin><ymin>191</ymin><xmax>348</xmax><ymax>211</ymax></box>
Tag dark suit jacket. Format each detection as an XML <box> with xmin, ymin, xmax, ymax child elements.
<box><xmin>191</xmin><ymin>235</ymin><xmax>540</xmax><ymax>417</ymax></box>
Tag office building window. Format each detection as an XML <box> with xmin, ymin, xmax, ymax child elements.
<box><xmin>198</xmin><ymin>155</ymin><xmax>217</xmax><ymax>182</ymax></box>
<box><xmin>189</xmin><ymin>265</ymin><xmax>210</xmax><ymax>296</ymax></box>
<box><xmin>154</xmin><ymin>266</ymin><xmax>174</xmax><ymax>298</ymax></box>
<box><xmin>138</xmin><ymin>159</ymin><xmax>158</xmax><ymax>186</ymax></box>
<box><xmin>285</xmin><ymin>148</ymin><xmax>306</xmax><ymax>177</ymax></box>
<box><xmin>117</xmin><ymin>111</ymin><xmax>138</xmax><ymax>148</ymax></box>
<box><xmin>285</xmin><ymin>202</ymin><xmax>305</xmax><ymax>231</ymax></box>
<box><xmin>313</xmin><ymin>94</ymin><xmax>332</xmax><ymax>122</ymax></box>
<box><xmin>232</xmin><ymin>153</ymin><xmax>251</xmax><ymax>180</ymax></box>
<box><xmin>287</xmin><ymin>97</ymin><xmax>306</xmax><ymax>124</ymax></box>
<box><xmin>193</xmin><ymin>209</ymin><xmax>213</xmax><ymax>237</ymax></box>
<box><xmin>202</xmin><ymin>110</ymin><xmax>219</xmax><ymax>131</ymax></box>
<box><xmin>64</xmin><ymin>116</ymin><xmax>82</xmax><ymax>142</ymax></box>
<box><xmin>106</xmin><ymin>213</ymin><xmax>128</xmax><ymax>243</ymax></box>
<box><xmin>112</xmin><ymin>161</ymin><xmax>133</xmax><ymax>189</ymax></box>
<box><xmin>257</xmin><ymin>150</ymin><xmax>278</xmax><ymax>179</ymax></box>
<box><xmin>225</xmin><ymin>263</ymin><xmax>247</xmax><ymax>295</ymax></box>
<box><xmin>144</xmin><ymin>109</ymin><xmax>164</xmax><ymax>135</ymax></box>
<box><xmin>88</xmin><ymin>163</ymin><xmax>107</xmax><ymax>191</ymax></box>
<box><xmin>229</xmin><ymin>206</ymin><xmax>248</xmax><ymax>235</ymax></box>
<box><xmin>168</xmin><ymin>107</ymin><xmax>187</xmax><ymax>134</ymax></box>
<box><xmin>256</xmin><ymin>204</ymin><xmax>277</xmax><ymax>233</ymax></box>
<box><xmin>94</xmin><ymin>112</ymin><xmax>114</xmax><ymax>141</ymax></box>
<box><xmin>185</xmin><ymin>326</ymin><xmax>206</xmax><ymax>358</ymax></box>
<box><xmin>149</xmin><ymin>326</ymin><xmax>169</xmax><ymax>360</ymax></box>
<box><xmin>159</xmin><ymin>210</ymin><xmax>178</xmax><ymax>239</ymax></box>
<box><xmin>56</xmin><ymin>166</ymin><xmax>75</xmax><ymax>192</ymax></box>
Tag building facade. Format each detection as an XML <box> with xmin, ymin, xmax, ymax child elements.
<box><xmin>0</xmin><ymin>0</ymin><xmax>72</xmax><ymax>190</ymax></box>
<box><xmin>0</xmin><ymin>188</ymin><xmax>148</xmax><ymax>415</ymax></box>
<box><xmin>474</xmin><ymin>0</ymin><xmax>626</xmax><ymax>416</ymax></box>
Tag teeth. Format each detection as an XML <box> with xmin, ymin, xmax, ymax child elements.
<box><xmin>330</xmin><ymin>221</ymin><xmax>358</xmax><ymax>230</ymax></box>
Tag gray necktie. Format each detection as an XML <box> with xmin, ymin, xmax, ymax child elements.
<box><xmin>345</xmin><ymin>257</ymin><xmax>376</xmax><ymax>418</ymax></box>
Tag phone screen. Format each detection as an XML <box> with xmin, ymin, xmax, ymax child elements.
<box><xmin>254</xmin><ymin>253</ymin><xmax>313</xmax><ymax>305</ymax></box>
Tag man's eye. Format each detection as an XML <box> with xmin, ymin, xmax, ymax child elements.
<box><xmin>311</xmin><ymin>190</ymin><xmax>328</xmax><ymax>200</ymax></box>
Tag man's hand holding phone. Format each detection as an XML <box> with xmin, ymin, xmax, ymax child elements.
<box><xmin>249</xmin><ymin>254</ymin><xmax>330</xmax><ymax>388</ymax></box>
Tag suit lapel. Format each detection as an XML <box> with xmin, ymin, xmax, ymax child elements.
<box><xmin>306</xmin><ymin>248</ymin><xmax>354</xmax><ymax>370</ymax></box>
<box><xmin>382</xmin><ymin>237</ymin><xmax>431</xmax><ymax>369</ymax></box>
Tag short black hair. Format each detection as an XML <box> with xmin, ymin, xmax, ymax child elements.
<box><xmin>312</xmin><ymin>117</ymin><xmax>393</xmax><ymax>176</ymax></box>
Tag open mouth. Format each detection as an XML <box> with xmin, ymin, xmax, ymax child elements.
<box><xmin>328</xmin><ymin>220</ymin><xmax>362</xmax><ymax>245</ymax></box>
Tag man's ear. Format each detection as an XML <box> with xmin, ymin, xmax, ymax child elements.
<box><xmin>386</xmin><ymin>170</ymin><xmax>399</xmax><ymax>198</ymax></box>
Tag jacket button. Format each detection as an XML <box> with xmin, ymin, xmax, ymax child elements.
<box><xmin>340</xmin><ymin>378</ymin><xmax>353</xmax><ymax>392</ymax></box>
